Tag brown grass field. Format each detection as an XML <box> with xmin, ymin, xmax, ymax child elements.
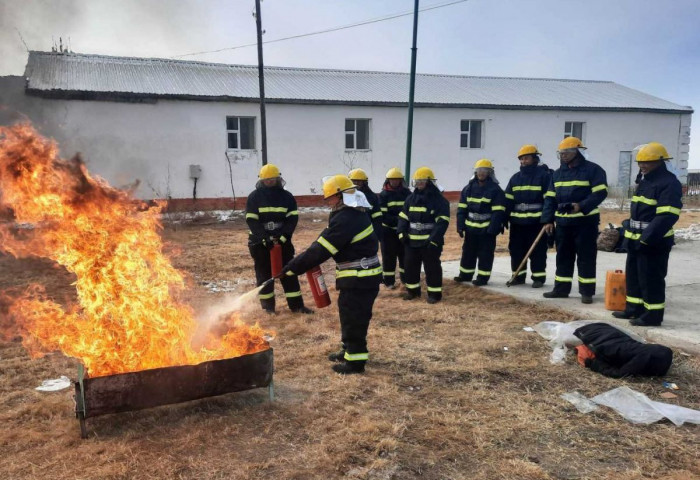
<box><xmin>1</xmin><ymin>207</ymin><xmax>699</xmax><ymax>480</ymax></box>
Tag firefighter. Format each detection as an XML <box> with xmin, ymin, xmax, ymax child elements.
<box><xmin>348</xmin><ymin>168</ymin><xmax>383</xmax><ymax>240</ymax></box>
<box><xmin>504</xmin><ymin>145</ymin><xmax>552</xmax><ymax>288</ymax></box>
<box><xmin>454</xmin><ymin>159</ymin><xmax>506</xmax><ymax>286</ymax></box>
<box><xmin>542</xmin><ymin>137</ymin><xmax>608</xmax><ymax>304</ymax></box>
<box><xmin>245</xmin><ymin>164</ymin><xmax>313</xmax><ymax>314</ymax></box>
<box><xmin>378</xmin><ymin>167</ymin><xmax>411</xmax><ymax>289</ymax></box>
<box><xmin>612</xmin><ymin>142</ymin><xmax>682</xmax><ymax>326</ymax></box>
<box><xmin>397</xmin><ymin>167</ymin><xmax>450</xmax><ymax>303</ymax></box>
<box><xmin>282</xmin><ymin>175</ymin><xmax>381</xmax><ymax>374</ymax></box>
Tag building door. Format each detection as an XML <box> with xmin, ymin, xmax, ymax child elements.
<box><xmin>617</xmin><ymin>151</ymin><xmax>634</xmax><ymax>196</ymax></box>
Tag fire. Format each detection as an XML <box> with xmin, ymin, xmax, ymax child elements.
<box><xmin>0</xmin><ymin>123</ymin><xmax>269</xmax><ymax>377</ymax></box>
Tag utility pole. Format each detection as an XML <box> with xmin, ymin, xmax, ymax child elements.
<box><xmin>254</xmin><ymin>0</ymin><xmax>268</xmax><ymax>165</ymax></box>
<box><xmin>404</xmin><ymin>0</ymin><xmax>419</xmax><ymax>182</ymax></box>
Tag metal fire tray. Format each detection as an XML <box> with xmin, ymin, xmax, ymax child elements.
<box><xmin>74</xmin><ymin>348</ymin><xmax>273</xmax><ymax>438</ymax></box>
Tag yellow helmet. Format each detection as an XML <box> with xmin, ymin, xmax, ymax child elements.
<box><xmin>413</xmin><ymin>166</ymin><xmax>435</xmax><ymax>181</ymax></box>
<box><xmin>385</xmin><ymin>167</ymin><xmax>404</xmax><ymax>179</ymax></box>
<box><xmin>636</xmin><ymin>142</ymin><xmax>673</xmax><ymax>162</ymax></box>
<box><xmin>322</xmin><ymin>174</ymin><xmax>355</xmax><ymax>199</ymax></box>
<box><xmin>558</xmin><ymin>137</ymin><xmax>586</xmax><ymax>150</ymax></box>
<box><xmin>517</xmin><ymin>145</ymin><xmax>541</xmax><ymax>158</ymax></box>
<box><xmin>474</xmin><ymin>158</ymin><xmax>494</xmax><ymax>169</ymax></box>
<box><xmin>348</xmin><ymin>168</ymin><xmax>369</xmax><ymax>181</ymax></box>
<box><xmin>259</xmin><ymin>164</ymin><xmax>281</xmax><ymax>179</ymax></box>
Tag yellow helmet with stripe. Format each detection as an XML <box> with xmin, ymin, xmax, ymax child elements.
<box><xmin>558</xmin><ymin>137</ymin><xmax>586</xmax><ymax>151</ymax></box>
<box><xmin>258</xmin><ymin>164</ymin><xmax>281</xmax><ymax>179</ymax></box>
<box><xmin>323</xmin><ymin>175</ymin><xmax>356</xmax><ymax>198</ymax></box>
<box><xmin>413</xmin><ymin>166</ymin><xmax>435</xmax><ymax>181</ymax></box>
<box><xmin>348</xmin><ymin>168</ymin><xmax>369</xmax><ymax>181</ymax></box>
<box><xmin>385</xmin><ymin>167</ymin><xmax>404</xmax><ymax>179</ymax></box>
<box><xmin>636</xmin><ymin>142</ymin><xmax>673</xmax><ymax>162</ymax></box>
<box><xmin>517</xmin><ymin>145</ymin><xmax>541</xmax><ymax>158</ymax></box>
<box><xmin>474</xmin><ymin>158</ymin><xmax>493</xmax><ymax>169</ymax></box>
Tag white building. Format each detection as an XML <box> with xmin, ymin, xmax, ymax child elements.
<box><xmin>0</xmin><ymin>51</ymin><xmax>692</xmax><ymax>208</ymax></box>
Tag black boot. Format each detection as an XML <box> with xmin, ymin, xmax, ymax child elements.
<box><xmin>453</xmin><ymin>276</ymin><xmax>471</xmax><ymax>284</ymax></box>
<box><xmin>581</xmin><ymin>295</ymin><xmax>593</xmax><ymax>304</ymax></box>
<box><xmin>328</xmin><ymin>349</ymin><xmax>346</xmax><ymax>362</ymax></box>
<box><xmin>531</xmin><ymin>280</ymin><xmax>544</xmax><ymax>289</ymax></box>
<box><xmin>612</xmin><ymin>309</ymin><xmax>640</xmax><ymax>320</ymax></box>
<box><xmin>402</xmin><ymin>291</ymin><xmax>421</xmax><ymax>301</ymax></box>
<box><xmin>543</xmin><ymin>290</ymin><xmax>569</xmax><ymax>298</ymax></box>
<box><xmin>427</xmin><ymin>295</ymin><xmax>441</xmax><ymax>304</ymax></box>
<box><xmin>332</xmin><ymin>361</ymin><xmax>365</xmax><ymax>374</ymax></box>
<box><xmin>508</xmin><ymin>276</ymin><xmax>526</xmax><ymax>286</ymax></box>
<box><xmin>630</xmin><ymin>311</ymin><xmax>663</xmax><ymax>327</ymax></box>
<box><xmin>291</xmin><ymin>305</ymin><xmax>314</xmax><ymax>314</ymax></box>
<box><xmin>472</xmin><ymin>278</ymin><xmax>488</xmax><ymax>286</ymax></box>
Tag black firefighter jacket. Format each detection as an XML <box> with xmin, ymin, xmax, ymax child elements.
<box><xmin>457</xmin><ymin>177</ymin><xmax>506</xmax><ymax>235</ymax></box>
<box><xmin>542</xmin><ymin>158</ymin><xmax>608</xmax><ymax>226</ymax></box>
<box><xmin>378</xmin><ymin>181</ymin><xmax>411</xmax><ymax>232</ymax></box>
<box><xmin>397</xmin><ymin>183</ymin><xmax>450</xmax><ymax>248</ymax></box>
<box><xmin>624</xmin><ymin>162</ymin><xmax>682</xmax><ymax>250</ymax></box>
<box><xmin>504</xmin><ymin>164</ymin><xmax>552</xmax><ymax>226</ymax></box>
<box><xmin>284</xmin><ymin>206</ymin><xmax>381</xmax><ymax>290</ymax></box>
<box><xmin>245</xmin><ymin>186</ymin><xmax>299</xmax><ymax>246</ymax></box>
<box><xmin>573</xmin><ymin>323</ymin><xmax>673</xmax><ymax>378</ymax></box>
<box><xmin>357</xmin><ymin>185</ymin><xmax>383</xmax><ymax>242</ymax></box>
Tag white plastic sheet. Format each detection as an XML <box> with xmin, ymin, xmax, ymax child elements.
<box><xmin>35</xmin><ymin>376</ymin><xmax>71</xmax><ymax>392</ymax></box>
<box><xmin>561</xmin><ymin>391</ymin><xmax>599</xmax><ymax>413</ymax></box>
<box><xmin>591</xmin><ymin>386</ymin><xmax>700</xmax><ymax>426</ymax></box>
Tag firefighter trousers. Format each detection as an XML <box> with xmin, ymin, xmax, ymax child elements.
<box><xmin>508</xmin><ymin>223</ymin><xmax>548</xmax><ymax>283</ymax></box>
<box><xmin>249</xmin><ymin>242</ymin><xmax>304</xmax><ymax>311</ymax></box>
<box><xmin>458</xmin><ymin>232</ymin><xmax>496</xmax><ymax>282</ymax></box>
<box><xmin>624</xmin><ymin>244</ymin><xmax>670</xmax><ymax>324</ymax></box>
<box><xmin>380</xmin><ymin>228</ymin><xmax>405</xmax><ymax>286</ymax></box>
<box><xmin>404</xmin><ymin>244</ymin><xmax>443</xmax><ymax>300</ymax></box>
<box><xmin>338</xmin><ymin>287</ymin><xmax>379</xmax><ymax>363</ymax></box>
<box><xmin>553</xmin><ymin>223</ymin><xmax>598</xmax><ymax>296</ymax></box>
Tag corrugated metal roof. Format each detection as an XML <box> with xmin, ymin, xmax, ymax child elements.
<box><xmin>24</xmin><ymin>51</ymin><xmax>692</xmax><ymax>112</ymax></box>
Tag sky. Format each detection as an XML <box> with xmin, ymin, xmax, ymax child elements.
<box><xmin>1</xmin><ymin>0</ymin><xmax>699</xmax><ymax>168</ymax></box>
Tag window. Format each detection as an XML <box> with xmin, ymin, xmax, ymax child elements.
<box><xmin>460</xmin><ymin>120</ymin><xmax>483</xmax><ymax>148</ymax></box>
<box><xmin>345</xmin><ymin>119</ymin><xmax>371</xmax><ymax>150</ymax></box>
<box><xmin>564</xmin><ymin>121</ymin><xmax>585</xmax><ymax>140</ymax></box>
<box><xmin>226</xmin><ymin>116</ymin><xmax>255</xmax><ymax>150</ymax></box>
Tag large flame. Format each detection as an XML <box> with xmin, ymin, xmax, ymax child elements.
<box><xmin>0</xmin><ymin>123</ymin><xmax>269</xmax><ymax>377</ymax></box>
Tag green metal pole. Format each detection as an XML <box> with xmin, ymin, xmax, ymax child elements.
<box><xmin>404</xmin><ymin>0</ymin><xmax>420</xmax><ymax>182</ymax></box>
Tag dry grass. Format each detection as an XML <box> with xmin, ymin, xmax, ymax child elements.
<box><xmin>1</xmin><ymin>208</ymin><xmax>699</xmax><ymax>480</ymax></box>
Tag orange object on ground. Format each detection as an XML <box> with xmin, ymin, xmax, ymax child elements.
<box><xmin>604</xmin><ymin>269</ymin><xmax>626</xmax><ymax>311</ymax></box>
<box><xmin>575</xmin><ymin>345</ymin><xmax>596</xmax><ymax>366</ymax></box>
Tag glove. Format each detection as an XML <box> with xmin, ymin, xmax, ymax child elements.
<box><xmin>557</xmin><ymin>203</ymin><xmax>574</xmax><ymax>214</ymax></box>
<box><xmin>268</xmin><ymin>235</ymin><xmax>277</xmax><ymax>248</ymax></box>
<box><xmin>400</xmin><ymin>234</ymin><xmax>410</xmax><ymax>245</ymax></box>
<box><xmin>503</xmin><ymin>219</ymin><xmax>509</xmax><ymax>231</ymax></box>
<box><xmin>457</xmin><ymin>229</ymin><xmax>464</xmax><ymax>238</ymax></box>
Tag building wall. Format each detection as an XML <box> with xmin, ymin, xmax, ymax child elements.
<box><xmin>0</xmin><ymin>77</ymin><xmax>691</xmax><ymax>205</ymax></box>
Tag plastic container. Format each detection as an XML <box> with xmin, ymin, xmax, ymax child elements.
<box><xmin>605</xmin><ymin>269</ymin><xmax>626</xmax><ymax>311</ymax></box>
<box><xmin>306</xmin><ymin>265</ymin><xmax>331</xmax><ymax>308</ymax></box>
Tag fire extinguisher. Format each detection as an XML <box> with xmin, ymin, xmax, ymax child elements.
<box><xmin>270</xmin><ymin>243</ymin><xmax>283</xmax><ymax>278</ymax></box>
<box><xmin>306</xmin><ymin>265</ymin><xmax>331</xmax><ymax>308</ymax></box>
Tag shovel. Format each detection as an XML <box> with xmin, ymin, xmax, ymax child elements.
<box><xmin>506</xmin><ymin>225</ymin><xmax>547</xmax><ymax>287</ymax></box>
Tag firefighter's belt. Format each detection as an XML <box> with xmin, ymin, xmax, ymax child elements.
<box><xmin>263</xmin><ymin>221</ymin><xmax>284</xmax><ymax>231</ymax></box>
<box><xmin>629</xmin><ymin>219</ymin><xmax>650</xmax><ymax>230</ymax></box>
<box><xmin>514</xmin><ymin>203</ymin><xmax>543</xmax><ymax>212</ymax></box>
<box><xmin>336</xmin><ymin>255</ymin><xmax>380</xmax><ymax>270</ymax></box>
<box><xmin>468</xmin><ymin>212</ymin><xmax>492</xmax><ymax>221</ymax></box>
<box><xmin>409</xmin><ymin>222</ymin><xmax>434</xmax><ymax>231</ymax></box>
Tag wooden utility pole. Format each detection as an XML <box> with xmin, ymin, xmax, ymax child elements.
<box><xmin>404</xmin><ymin>0</ymin><xmax>420</xmax><ymax>181</ymax></box>
<box><xmin>254</xmin><ymin>0</ymin><xmax>268</xmax><ymax>165</ymax></box>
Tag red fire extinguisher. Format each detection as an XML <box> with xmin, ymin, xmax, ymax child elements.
<box><xmin>270</xmin><ymin>243</ymin><xmax>283</xmax><ymax>278</ymax></box>
<box><xmin>306</xmin><ymin>265</ymin><xmax>331</xmax><ymax>308</ymax></box>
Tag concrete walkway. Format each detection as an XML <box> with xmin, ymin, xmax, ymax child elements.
<box><xmin>443</xmin><ymin>242</ymin><xmax>700</xmax><ymax>355</ymax></box>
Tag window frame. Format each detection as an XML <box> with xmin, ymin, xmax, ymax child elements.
<box><xmin>345</xmin><ymin>118</ymin><xmax>371</xmax><ymax>151</ymax></box>
<box><xmin>226</xmin><ymin>116</ymin><xmax>256</xmax><ymax>151</ymax></box>
<box><xmin>459</xmin><ymin>119</ymin><xmax>484</xmax><ymax>149</ymax></box>
<box><xmin>564</xmin><ymin>121</ymin><xmax>586</xmax><ymax>142</ymax></box>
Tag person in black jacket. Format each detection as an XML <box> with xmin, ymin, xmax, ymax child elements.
<box><xmin>282</xmin><ymin>174</ymin><xmax>381</xmax><ymax>375</ymax></box>
<box><xmin>397</xmin><ymin>167</ymin><xmax>450</xmax><ymax>304</ymax></box>
<box><xmin>454</xmin><ymin>159</ymin><xmax>506</xmax><ymax>286</ymax></box>
<box><xmin>573</xmin><ymin>322</ymin><xmax>673</xmax><ymax>378</ymax></box>
<box><xmin>612</xmin><ymin>142</ymin><xmax>683</xmax><ymax>326</ymax></box>
<box><xmin>504</xmin><ymin>145</ymin><xmax>552</xmax><ymax>288</ymax></box>
<box><xmin>378</xmin><ymin>167</ymin><xmax>411</xmax><ymax>289</ymax></box>
<box><xmin>246</xmin><ymin>164</ymin><xmax>313</xmax><ymax>315</ymax></box>
<box><xmin>542</xmin><ymin>137</ymin><xmax>608</xmax><ymax>304</ymax></box>
<box><xmin>349</xmin><ymin>168</ymin><xmax>383</xmax><ymax>241</ymax></box>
